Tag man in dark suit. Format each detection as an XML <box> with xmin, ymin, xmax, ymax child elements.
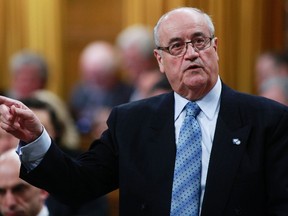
<box><xmin>1</xmin><ymin>7</ymin><xmax>288</xmax><ymax>216</ymax></box>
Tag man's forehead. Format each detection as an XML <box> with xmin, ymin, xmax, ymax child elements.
<box><xmin>158</xmin><ymin>11</ymin><xmax>208</xmax><ymax>42</ymax></box>
<box><xmin>0</xmin><ymin>177</ymin><xmax>26</xmax><ymax>188</ymax></box>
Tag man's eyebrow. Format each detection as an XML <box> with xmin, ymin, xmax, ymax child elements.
<box><xmin>166</xmin><ymin>32</ymin><xmax>207</xmax><ymax>45</ymax></box>
<box><xmin>191</xmin><ymin>32</ymin><xmax>206</xmax><ymax>37</ymax></box>
<box><xmin>167</xmin><ymin>37</ymin><xmax>183</xmax><ymax>45</ymax></box>
<box><xmin>12</xmin><ymin>183</ymin><xmax>28</xmax><ymax>190</ymax></box>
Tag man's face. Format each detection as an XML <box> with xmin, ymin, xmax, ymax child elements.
<box><xmin>0</xmin><ymin>160</ymin><xmax>47</xmax><ymax>216</ymax></box>
<box><xmin>154</xmin><ymin>10</ymin><xmax>219</xmax><ymax>100</ymax></box>
<box><xmin>12</xmin><ymin>65</ymin><xmax>45</xmax><ymax>100</ymax></box>
<box><xmin>0</xmin><ymin>128</ymin><xmax>18</xmax><ymax>155</ymax></box>
<box><xmin>255</xmin><ymin>55</ymin><xmax>278</xmax><ymax>90</ymax></box>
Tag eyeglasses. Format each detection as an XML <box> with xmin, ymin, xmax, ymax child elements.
<box><xmin>157</xmin><ymin>35</ymin><xmax>214</xmax><ymax>57</ymax></box>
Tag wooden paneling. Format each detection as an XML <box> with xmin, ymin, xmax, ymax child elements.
<box><xmin>0</xmin><ymin>0</ymin><xmax>27</xmax><ymax>92</ymax></box>
<box><xmin>0</xmin><ymin>0</ymin><xmax>7</xmax><ymax>91</ymax></box>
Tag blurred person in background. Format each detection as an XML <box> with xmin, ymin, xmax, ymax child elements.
<box><xmin>69</xmin><ymin>41</ymin><xmax>132</xmax><ymax>134</ymax></box>
<box><xmin>147</xmin><ymin>74</ymin><xmax>172</xmax><ymax>97</ymax></box>
<box><xmin>33</xmin><ymin>90</ymin><xmax>80</xmax><ymax>152</ymax></box>
<box><xmin>255</xmin><ymin>51</ymin><xmax>288</xmax><ymax>93</ymax></box>
<box><xmin>116</xmin><ymin>24</ymin><xmax>161</xmax><ymax>101</ymax></box>
<box><xmin>136</xmin><ymin>71</ymin><xmax>165</xmax><ymax>99</ymax></box>
<box><xmin>21</xmin><ymin>97</ymin><xmax>109</xmax><ymax>216</ymax></box>
<box><xmin>4</xmin><ymin>50</ymin><xmax>48</xmax><ymax>100</ymax></box>
<box><xmin>259</xmin><ymin>76</ymin><xmax>288</xmax><ymax>106</ymax></box>
<box><xmin>0</xmin><ymin>127</ymin><xmax>18</xmax><ymax>155</ymax></box>
<box><xmin>0</xmin><ymin>149</ymin><xmax>49</xmax><ymax>216</ymax></box>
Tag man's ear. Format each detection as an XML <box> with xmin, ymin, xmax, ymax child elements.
<box><xmin>154</xmin><ymin>49</ymin><xmax>165</xmax><ymax>74</ymax></box>
<box><xmin>40</xmin><ymin>189</ymin><xmax>49</xmax><ymax>201</ymax></box>
<box><xmin>213</xmin><ymin>37</ymin><xmax>218</xmax><ymax>51</ymax></box>
<box><xmin>213</xmin><ymin>37</ymin><xmax>219</xmax><ymax>61</ymax></box>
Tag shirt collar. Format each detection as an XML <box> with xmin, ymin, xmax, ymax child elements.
<box><xmin>174</xmin><ymin>76</ymin><xmax>222</xmax><ymax>121</ymax></box>
<box><xmin>37</xmin><ymin>205</ymin><xmax>49</xmax><ymax>216</ymax></box>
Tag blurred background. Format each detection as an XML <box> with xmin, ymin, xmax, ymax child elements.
<box><xmin>0</xmin><ymin>0</ymin><xmax>288</xmax><ymax>215</ymax></box>
<box><xmin>0</xmin><ymin>0</ymin><xmax>287</xmax><ymax>99</ymax></box>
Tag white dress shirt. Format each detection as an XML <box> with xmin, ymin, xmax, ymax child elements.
<box><xmin>37</xmin><ymin>205</ymin><xmax>49</xmax><ymax>216</ymax></box>
<box><xmin>174</xmin><ymin>76</ymin><xmax>221</xmax><ymax>210</ymax></box>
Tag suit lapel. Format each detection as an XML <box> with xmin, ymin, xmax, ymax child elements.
<box><xmin>142</xmin><ymin>88</ymin><xmax>252</xmax><ymax>215</ymax></box>
<box><xmin>201</xmin><ymin>84</ymin><xmax>252</xmax><ymax>215</ymax></box>
<box><xmin>144</xmin><ymin>93</ymin><xmax>177</xmax><ymax>213</ymax></box>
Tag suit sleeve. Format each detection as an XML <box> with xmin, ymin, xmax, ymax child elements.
<box><xmin>20</xmin><ymin>109</ymin><xmax>120</xmax><ymax>206</ymax></box>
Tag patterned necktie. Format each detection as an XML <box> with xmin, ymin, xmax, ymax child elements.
<box><xmin>170</xmin><ymin>101</ymin><xmax>202</xmax><ymax>216</ymax></box>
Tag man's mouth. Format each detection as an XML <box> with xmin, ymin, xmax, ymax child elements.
<box><xmin>185</xmin><ymin>64</ymin><xmax>202</xmax><ymax>71</ymax></box>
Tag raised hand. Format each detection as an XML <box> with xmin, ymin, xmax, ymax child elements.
<box><xmin>0</xmin><ymin>96</ymin><xmax>43</xmax><ymax>143</ymax></box>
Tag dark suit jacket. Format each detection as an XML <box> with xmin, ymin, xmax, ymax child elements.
<box><xmin>21</xmin><ymin>83</ymin><xmax>288</xmax><ymax>216</ymax></box>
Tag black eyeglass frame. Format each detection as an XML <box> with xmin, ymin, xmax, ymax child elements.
<box><xmin>156</xmin><ymin>35</ymin><xmax>215</xmax><ymax>56</ymax></box>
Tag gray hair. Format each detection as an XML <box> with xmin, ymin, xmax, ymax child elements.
<box><xmin>153</xmin><ymin>7</ymin><xmax>215</xmax><ymax>47</ymax></box>
<box><xmin>9</xmin><ymin>50</ymin><xmax>49</xmax><ymax>83</ymax></box>
<box><xmin>116</xmin><ymin>24</ymin><xmax>155</xmax><ymax>59</ymax></box>
<box><xmin>260</xmin><ymin>76</ymin><xmax>288</xmax><ymax>102</ymax></box>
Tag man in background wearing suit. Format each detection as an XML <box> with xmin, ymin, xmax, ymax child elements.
<box><xmin>1</xmin><ymin>7</ymin><xmax>288</xmax><ymax>216</ymax></box>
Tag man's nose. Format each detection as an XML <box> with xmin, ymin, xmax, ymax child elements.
<box><xmin>185</xmin><ymin>42</ymin><xmax>199</xmax><ymax>57</ymax></box>
<box><xmin>2</xmin><ymin>191</ymin><xmax>17</xmax><ymax>208</ymax></box>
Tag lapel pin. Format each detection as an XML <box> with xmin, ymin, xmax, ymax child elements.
<box><xmin>232</xmin><ymin>138</ymin><xmax>241</xmax><ymax>145</ymax></box>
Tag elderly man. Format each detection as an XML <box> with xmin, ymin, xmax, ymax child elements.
<box><xmin>1</xmin><ymin>7</ymin><xmax>288</xmax><ymax>216</ymax></box>
<box><xmin>4</xmin><ymin>50</ymin><xmax>49</xmax><ymax>100</ymax></box>
<box><xmin>69</xmin><ymin>41</ymin><xmax>132</xmax><ymax>133</ymax></box>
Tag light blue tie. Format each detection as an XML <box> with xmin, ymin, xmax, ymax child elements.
<box><xmin>170</xmin><ymin>101</ymin><xmax>202</xmax><ymax>216</ymax></box>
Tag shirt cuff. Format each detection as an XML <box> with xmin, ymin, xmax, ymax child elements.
<box><xmin>16</xmin><ymin>128</ymin><xmax>51</xmax><ymax>171</ymax></box>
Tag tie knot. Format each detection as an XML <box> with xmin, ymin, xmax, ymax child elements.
<box><xmin>186</xmin><ymin>102</ymin><xmax>200</xmax><ymax>117</ymax></box>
